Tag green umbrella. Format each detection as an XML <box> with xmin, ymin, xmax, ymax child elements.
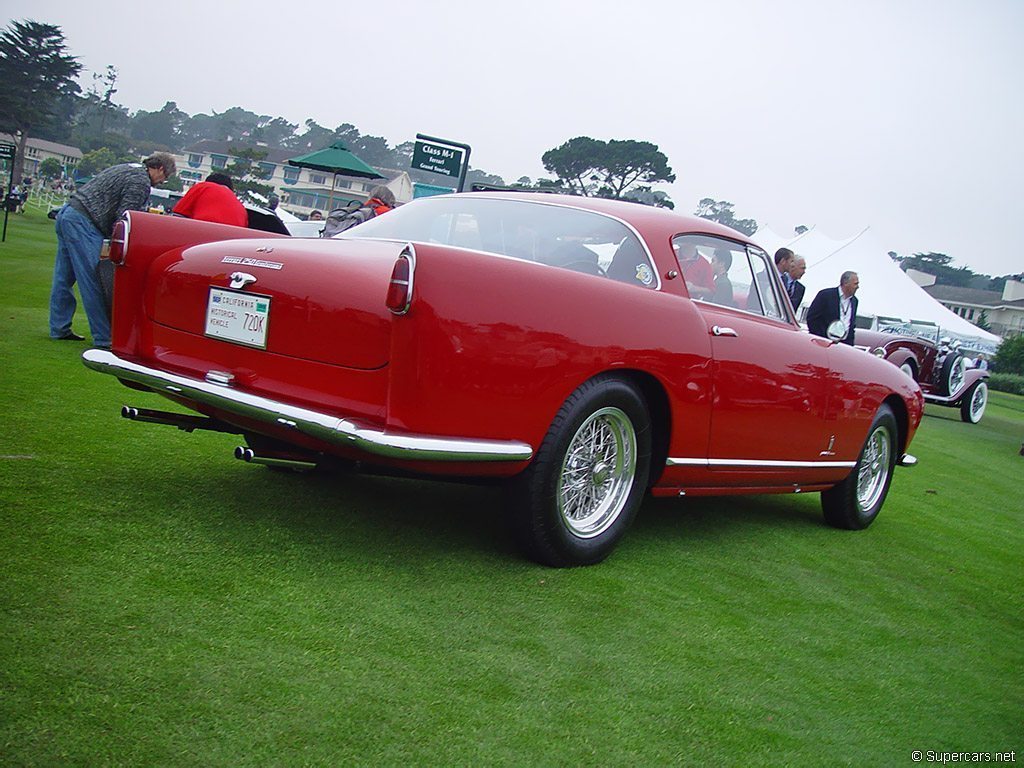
<box><xmin>286</xmin><ymin>142</ymin><xmax>385</xmax><ymax>211</ymax></box>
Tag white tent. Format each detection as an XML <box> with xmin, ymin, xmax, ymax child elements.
<box><xmin>754</xmin><ymin>225</ymin><xmax>1002</xmax><ymax>350</ymax></box>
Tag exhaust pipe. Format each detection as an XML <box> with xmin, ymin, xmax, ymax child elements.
<box><xmin>234</xmin><ymin>445</ymin><xmax>317</xmax><ymax>472</ymax></box>
<box><xmin>122</xmin><ymin>405</ymin><xmax>240</xmax><ymax>434</ymax></box>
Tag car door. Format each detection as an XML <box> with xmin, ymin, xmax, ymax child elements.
<box><xmin>674</xmin><ymin>236</ymin><xmax>834</xmax><ymax>474</ymax></box>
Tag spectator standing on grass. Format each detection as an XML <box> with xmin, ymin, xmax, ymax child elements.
<box><xmin>172</xmin><ymin>172</ymin><xmax>247</xmax><ymax>227</ymax></box>
<box><xmin>48</xmin><ymin>152</ymin><xmax>176</xmax><ymax>346</ymax></box>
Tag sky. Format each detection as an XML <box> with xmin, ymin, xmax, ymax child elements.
<box><xmin>15</xmin><ymin>0</ymin><xmax>1024</xmax><ymax>276</ymax></box>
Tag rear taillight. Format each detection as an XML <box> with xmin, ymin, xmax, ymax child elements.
<box><xmin>385</xmin><ymin>246</ymin><xmax>415</xmax><ymax>315</ymax></box>
<box><xmin>107</xmin><ymin>217</ymin><xmax>130</xmax><ymax>265</ymax></box>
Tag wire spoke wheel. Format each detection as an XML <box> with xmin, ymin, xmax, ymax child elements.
<box><xmin>961</xmin><ymin>381</ymin><xmax>988</xmax><ymax>424</ymax></box>
<box><xmin>557</xmin><ymin>407</ymin><xmax>636</xmax><ymax>538</ymax></box>
<box><xmin>856</xmin><ymin>424</ymin><xmax>891</xmax><ymax>512</ymax></box>
<box><xmin>822</xmin><ymin>403</ymin><xmax>897</xmax><ymax>530</ymax></box>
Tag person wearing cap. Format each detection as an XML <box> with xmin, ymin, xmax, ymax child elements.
<box><xmin>48</xmin><ymin>151</ymin><xmax>176</xmax><ymax>347</ymax></box>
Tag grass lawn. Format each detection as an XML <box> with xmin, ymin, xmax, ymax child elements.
<box><xmin>1</xmin><ymin>206</ymin><xmax>1021</xmax><ymax>766</ymax></box>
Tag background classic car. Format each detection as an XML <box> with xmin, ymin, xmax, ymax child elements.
<box><xmin>855</xmin><ymin>328</ymin><xmax>990</xmax><ymax>424</ymax></box>
<box><xmin>83</xmin><ymin>193</ymin><xmax>923</xmax><ymax>566</ymax></box>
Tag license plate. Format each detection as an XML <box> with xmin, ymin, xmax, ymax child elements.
<box><xmin>205</xmin><ymin>287</ymin><xmax>271</xmax><ymax>349</ymax></box>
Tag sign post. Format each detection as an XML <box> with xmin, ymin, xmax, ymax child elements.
<box><xmin>411</xmin><ymin>134</ymin><xmax>472</xmax><ymax>192</ymax></box>
<box><xmin>0</xmin><ymin>142</ymin><xmax>15</xmax><ymax>243</ymax></box>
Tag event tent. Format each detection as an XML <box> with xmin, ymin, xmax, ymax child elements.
<box><xmin>754</xmin><ymin>225</ymin><xmax>1001</xmax><ymax>350</ymax></box>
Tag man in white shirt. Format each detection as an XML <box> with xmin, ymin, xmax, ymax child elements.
<box><xmin>806</xmin><ymin>271</ymin><xmax>860</xmax><ymax>345</ymax></box>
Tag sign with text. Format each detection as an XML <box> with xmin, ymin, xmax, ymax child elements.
<box><xmin>0</xmin><ymin>143</ymin><xmax>15</xmax><ymax>160</ymax></box>
<box><xmin>411</xmin><ymin>141</ymin><xmax>464</xmax><ymax>178</ymax></box>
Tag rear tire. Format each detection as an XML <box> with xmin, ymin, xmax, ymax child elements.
<box><xmin>508</xmin><ymin>376</ymin><xmax>651</xmax><ymax>567</ymax></box>
<box><xmin>821</xmin><ymin>404</ymin><xmax>897</xmax><ymax>530</ymax></box>
<box><xmin>959</xmin><ymin>380</ymin><xmax>988</xmax><ymax>424</ymax></box>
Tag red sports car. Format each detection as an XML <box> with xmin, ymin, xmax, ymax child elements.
<box><xmin>855</xmin><ymin>328</ymin><xmax>989</xmax><ymax>424</ymax></box>
<box><xmin>83</xmin><ymin>193</ymin><xmax>923</xmax><ymax>566</ymax></box>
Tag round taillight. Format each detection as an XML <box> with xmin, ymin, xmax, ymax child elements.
<box><xmin>385</xmin><ymin>247</ymin><xmax>415</xmax><ymax>315</ymax></box>
<box><xmin>107</xmin><ymin>218</ymin><xmax>129</xmax><ymax>265</ymax></box>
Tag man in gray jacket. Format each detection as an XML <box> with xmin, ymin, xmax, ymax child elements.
<box><xmin>48</xmin><ymin>152</ymin><xmax>176</xmax><ymax>347</ymax></box>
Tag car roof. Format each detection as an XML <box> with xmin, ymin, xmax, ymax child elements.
<box><xmin>458</xmin><ymin>191</ymin><xmax>758</xmax><ymax>245</ymax></box>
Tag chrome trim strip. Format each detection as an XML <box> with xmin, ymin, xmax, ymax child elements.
<box><xmin>82</xmin><ymin>349</ymin><xmax>533</xmax><ymax>462</ymax></box>
<box><xmin>666</xmin><ymin>457</ymin><xmax>857</xmax><ymax>469</ymax></box>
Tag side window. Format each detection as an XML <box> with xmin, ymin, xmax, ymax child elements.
<box><xmin>745</xmin><ymin>247</ymin><xmax>785</xmax><ymax>320</ymax></box>
<box><xmin>672</xmin><ymin>235</ymin><xmax>786</xmax><ymax>320</ymax></box>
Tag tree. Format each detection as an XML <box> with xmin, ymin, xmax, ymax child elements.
<box><xmin>973</xmin><ymin>310</ymin><xmax>992</xmax><ymax>332</ymax></box>
<box><xmin>623</xmin><ymin>185</ymin><xmax>674</xmax><ymax>209</ymax></box>
<box><xmin>38</xmin><ymin>157</ymin><xmax>62</xmax><ymax>179</ymax></box>
<box><xmin>222</xmin><ymin>147</ymin><xmax>273</xmax><ymax>201</ymax></box>
<box><xmin>901</xmin><ymin>252</ymin><xmax>977</xmax><ymax>287</ymax></box>
<box><xmin>76</xmin><ymin>146</ymin><xmax>135</xmax><ymax>178</ymax></box>
<box><xmin>0</xmin><ymin>20</ymin><xmax>81</xmax><ymax>184</ymax></box>
<box><xmin>694</xmin><ymin>198</ymin><xmax>758</xmax><ymax>237</ymax></box>
<box><xmin>130</xmin><ymin>101</ymin><xmax>188</xmax><ymax>149</ymax></box>
<box><xmin>993</xmin><ymin>334</ymin><xmax>1024</xmax><ymax>375</ymax></box>
<box><xmin>542</xmin><ymin>137</ymin><xmax>675</xmax><ymax>200</ymax></box>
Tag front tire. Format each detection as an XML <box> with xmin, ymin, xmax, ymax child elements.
<box><xmin>960</xmin><ymin>380</ymin><xmax>988</xmax><ymax>424</ymax></box>
<box><xmin>821</xmin><ymin>404</ymin><xmax>897</xmax><ymax>530</ymax></box>
<box><xmin>938</xmin><ymin>353</ymin><xmax>965</xmax><ymax>395</ymax></box>
<box><xmin>508</xmin><ymin>376</ymin><xmax>652</xmax><ymax>567</ymax></box>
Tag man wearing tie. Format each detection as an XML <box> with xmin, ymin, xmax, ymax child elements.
<box><xmin>806</xmin><ymin>271</ymin><xmax>860</xmax><ymax>345</ymax></box>
<box><xmin>787</xmin><ymin>255</ymin><xmax>807</xmax><ymax>312</ymax></box>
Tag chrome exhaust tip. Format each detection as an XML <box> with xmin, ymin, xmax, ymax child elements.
<box><xmin>234</xmin><ymin>445</ymin><xmax>315</xmax><ymax>471</ymax></box>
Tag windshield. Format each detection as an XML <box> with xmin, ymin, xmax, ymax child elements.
<box><xmin>345</xmin><ymin>196</ymin><xmax>659</xmax><ymax>289</ymax></box>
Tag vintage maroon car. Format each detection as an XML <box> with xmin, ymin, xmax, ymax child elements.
<box><xmin>83</xmin><ymin>193</ymin><xmax>923</xmax><ymax>566</ymax></box>
<box><xmin>855</xmin><ymin>328</ymin><xmax>989</xmax><ymax>424</ymax></box>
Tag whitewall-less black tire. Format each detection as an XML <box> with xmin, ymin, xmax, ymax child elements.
<box><xmin>821</xmin><ymin>404</ymin><xmax>898</xmax><ymax>530</ymax></box>
<box><xmin>508</xmin><ymin>376</ymin><xmax>652</xmax><ymax>567</ymax></box>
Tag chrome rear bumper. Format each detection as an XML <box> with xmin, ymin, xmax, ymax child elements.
<box><xmin>82</xmin><ymin>349</ymin><xmax>533</xmax><ymax>463</ymax></box>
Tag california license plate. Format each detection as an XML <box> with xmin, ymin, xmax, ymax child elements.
<box><xmin>205</xmin><ymin>287</ymin><xmax>271</xmax><ymax>349</ymax></box>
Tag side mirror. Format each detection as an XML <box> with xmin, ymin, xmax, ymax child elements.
<box><xmin>826</xmin><ymin>320</ymin><xmax>847</xmax><ymax>342</ymax></box>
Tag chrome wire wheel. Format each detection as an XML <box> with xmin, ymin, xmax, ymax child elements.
<box><xmin>557</xmin><ymin>406</ymin><xmax>637</xmax><ymax>538</ymax></box>
<box><xmin>856</xmin><ymin>424</ymin><xmax>892</xmax><ymax>512</ymax></box>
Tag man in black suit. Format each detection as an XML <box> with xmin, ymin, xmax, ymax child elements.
<box><xmin>806</xmin><ymin>271</ymin><xmax>860</xmax><ymax>345</ymax></box>
<box><xmin>787</xmin><ymin>255</ymin><xmax>807</xmax><ymax>312</ymax></box>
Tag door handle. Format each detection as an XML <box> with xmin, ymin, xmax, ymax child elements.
<box><xmin>711</xmin><ymin>325</ymin><xmax>738</xmax><ymax>337</ymax></box>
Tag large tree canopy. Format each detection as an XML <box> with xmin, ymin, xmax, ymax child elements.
<box><xmin>541</xmin><ymin>137</ymin><xmax>675</xmax><ymax>199</ymax></box>
<box><xmin>0</xmin><ymin>20</ymin><xmax>81</xmax><ymax>183</ymax></box>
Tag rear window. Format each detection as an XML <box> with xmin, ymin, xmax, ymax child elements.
<box><xmin>346</xmin><ymin>196</ymin><xmax>659</xmax><ymax>289</ymax></box>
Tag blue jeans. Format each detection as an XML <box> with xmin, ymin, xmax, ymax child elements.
<box><xmin>49</xmin><ymin>205</ymin><xmax>110</xmax><ymax>347</ymax></box>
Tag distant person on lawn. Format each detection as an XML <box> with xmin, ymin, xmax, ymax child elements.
<box><xmin>48</xmin><ymin>152</ymin><xmax>176</xmax><ymax>347</ymax></box>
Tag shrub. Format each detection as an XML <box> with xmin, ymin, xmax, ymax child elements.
<box><xmin>993</xmin><ymin>334</ymin><xmax>1024</xmax><ymax>375</ymax></box>
<box><xmin>987</xmin><ymin>373</ymin><xmax>1024</xmax><ymax>396</ymax></box>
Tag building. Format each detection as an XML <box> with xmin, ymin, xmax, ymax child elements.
<box><xmin>0</xmin><ymin>134</ymin><xmax>82</xmax><ymax>179</ymax></box>
<box><xmin>172</xmin><ymin>141</ymin><xmax>411</xmax><ymax>217</ymax></box>
<box><xmin>924</xmin><ymin>279</ymin><xmax>1024</xmax><ymax>338</ymax></box>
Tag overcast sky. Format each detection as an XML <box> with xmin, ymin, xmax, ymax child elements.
<box><xmin>19</xmin><ymin>0</ymin><xmax>1024</xmax><ymax>276</ymax></box>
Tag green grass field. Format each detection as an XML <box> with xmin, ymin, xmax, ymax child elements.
<box><xmin>2</xmin><ymin>206</ymin><xmax>1021</xmax><ymax>766</ymax></box>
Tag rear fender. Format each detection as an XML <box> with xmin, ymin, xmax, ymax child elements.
<box><xmin>111</xmin><ymin>211</ymin><xmax>285</xmax><ymax>355</ymax></box>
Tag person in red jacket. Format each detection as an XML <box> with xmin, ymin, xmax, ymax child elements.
<box><xmin>172</xmin><ymin>173</ymin><xmax>248</xmax><ymax>227</ymax></box>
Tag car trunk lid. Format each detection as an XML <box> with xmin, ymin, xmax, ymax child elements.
<box><xmin>147</xmin><ymin>237</ymin><xmax>400</xmax><ymax>370</ymax></box>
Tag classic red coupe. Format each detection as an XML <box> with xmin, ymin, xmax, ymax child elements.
<box><xmin>83</xmin><ymin>193</ymin><xmax>923</xmax><ymax>566</ymax></box>
<box><xmin>855</xmin><ymin>328</ymin><xmax>989</xmax><ymax>424</ymax></box>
